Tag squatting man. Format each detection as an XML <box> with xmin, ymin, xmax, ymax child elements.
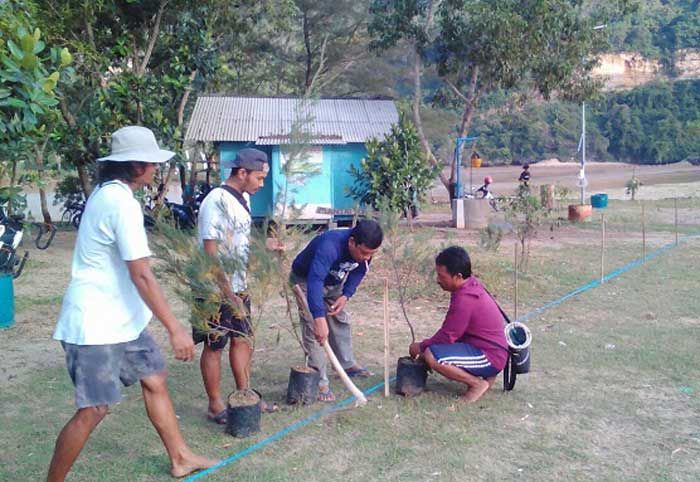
<box><xmin>409</xmin><ymin>246</ymin><xmax>509</xmax><ymax>403</ymax></box>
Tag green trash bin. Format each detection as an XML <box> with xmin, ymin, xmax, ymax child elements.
<box><xmin>591</xmin><ymin>193</ymin><xmax>608</xmax><ymax>209</ymax></box>
<box><xmin>0</xmin><ymin>272</ymin><xmax>14</xmax><ymax>329</ymax></box>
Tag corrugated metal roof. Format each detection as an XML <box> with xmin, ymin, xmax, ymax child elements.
<box><xmin>184</xmin><ymin>96</ymin><xmax>399</xmax><ymax>144</ymax></box>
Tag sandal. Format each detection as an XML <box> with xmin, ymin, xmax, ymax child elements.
<box><xmin>317</xmin><ymin>387</ymin><xmax>336</xmax><ymax>402</ymax></box>
<box><xmin>207</xmin><ymin>409</ymin><xmax>228</xmax><ymax>425</ymax></box>
<box><xmin>261</xmin><ymin>400</ymin><xmax>280</xmax><ymax>413</ymax></box>
<box><xmin>345</xmin><ymin>365</ymin><xmax>374</xmax><ymax>378</ymax></box>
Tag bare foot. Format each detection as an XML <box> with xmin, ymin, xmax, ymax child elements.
<box><xmin>459</xmin><ymin>379</ymin><xmax>491</xmax><ymax>404</ymax></box>
<box><xmin>486</xmin><ymin>376</ymin><xmax>497</xmax><ymax>389</ymax></box>
<box><xmin>171</xmin><ymin>453</ymin><xmax>219</xmax><ymax>478</ymax></box>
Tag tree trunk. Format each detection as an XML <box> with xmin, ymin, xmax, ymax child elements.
<box><xmin>405</xmin><ymin>206</ymin><xmax>414</xmax><ymax>232</ymax></box>
<box><xmin>303</xmin><ymin>10</ymin><xmax>313</xmax><ymax>92</ymax></box>
<box><xmin>77</xmin><ymin>161</ymin><xmax>92</xmax><ymax>198</ymax></box>
<box><xmin>177</xmin><ymin>70</ymin><xmax>198</xmax><ymax>127</ymax></box>
<box><xmin>154</xmin><ymin>163</ymin><xmax>176</xmax><ymax>207</ymax></box>
<box><xmin>59</xmin><ymin>97</ymin><xmax>93</xmax><ymax>197</ymax></box>
<box><xmin>136</xmin><ymin>0</ymin><xmax>167</xmax><ymax>77</ymax></box>
<box><xmin>448</xmin><ymin>66</ymin><xmax>480</xmax><ymax>185</ymax></box>
<box><xmin>7</xmin><ymin>160</ymin><xmax>18</xmax><ymax>215</ymax></box>
<box><xmin>412</xmin><ymin>47</ymin><xmax>449</xmax><ymax>191</ymax></box>
<box><xmin>39</xmin><ymin>189</ymin><xmax>51</xmax><ymax>224</ymax></box>
<box><xmin>35</xmin><ymin>137</ymin><xmax>52</xmax><ymax>223</ymax></box>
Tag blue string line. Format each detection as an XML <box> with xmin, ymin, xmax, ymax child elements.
<box><xmin>515</xmin><ymin>235</ymin><xmax>698</xmax><ymax>323</ymax></box>
<box><xmin>184</xmin><ymin>378</ymin><xmax>393</xmax><ymax>481</ymax></box>
<box><xmin>186</xmin><ymin>232</ymin><xmax>699</xmax><ymax>481</ymax></box>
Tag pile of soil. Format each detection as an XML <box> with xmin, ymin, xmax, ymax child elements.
<box><xmin>227</xmin><ymin>389</ymin><xmax>260</xmax><ymax>408</ymax></box>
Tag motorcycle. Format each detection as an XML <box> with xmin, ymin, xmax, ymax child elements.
<box><xmin>143</xmin><ymin>182</ymin><xmax>211</xmax><ymax>230</ymax></box>
<box><xmin>465</xmin><ymin>185</ymin><xmax>500</xmax><ymax>212</ymax></box>
<box><xmin>0</xmin><ymin>207</ymin><xmax>29</xmax><ymax>279</ymax></box>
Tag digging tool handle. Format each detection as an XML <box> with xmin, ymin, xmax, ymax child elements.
<box><xmin>291</xmin><ymin>284</ymin><xmax>367</xmax><ymax>406</ymax></box>
<box><xmin>383</xmin><ymin>278</ymin><xmax>390</xmax><ymax>398</ymax></box>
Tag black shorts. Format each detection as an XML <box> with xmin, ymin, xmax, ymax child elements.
<box><xmin>192</xmin><ymin>295</ymin><xmax>252</xmax><ymax>351</ymax></box>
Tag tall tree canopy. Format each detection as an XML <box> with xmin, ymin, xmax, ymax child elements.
<box><xmin>369</xmin><ymin>0</ymin><xmax>637</xmax><ymax>194</ymax></box>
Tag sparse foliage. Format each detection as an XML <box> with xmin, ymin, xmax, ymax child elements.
<box><xmin>504</xmin><ymin>184</ymin><xmax>550</xmax><ymax>270</ymax></box>
<box><xmin>374</xmin><ymin>198</ymin><xmax>438</xmax><ymax>343</ymax></box>
<box><xmin>151</xmin><ymin>202</ymin><xmax>251</xmax><ymax>343</ymax></box>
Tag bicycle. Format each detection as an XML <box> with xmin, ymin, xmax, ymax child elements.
<box><xmin>60</xmin><ymin>200</ymin><xmax>85</xmax><ymax>229</ymax></box>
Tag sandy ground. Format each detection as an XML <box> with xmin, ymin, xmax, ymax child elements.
<box><xmin>430</xmin><ymin>161</ymin><xmax>700</xmax><ymax>201</ymax></box>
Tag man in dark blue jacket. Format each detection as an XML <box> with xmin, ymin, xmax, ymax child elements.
<box><xmin>290</xmin><ymin>220</ymin><xmax>383</xmax><ymax>401</ymax></box>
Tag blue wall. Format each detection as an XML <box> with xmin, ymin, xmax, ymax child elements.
<box><xmin>218</xmin><ymin>142</ymin><xmax>367</xmax><ymax>219</ymax></box>
<box><xmin>328</xmin><ymin>144</ymin><xmax>366</xmax><ymax>211</ymax></box>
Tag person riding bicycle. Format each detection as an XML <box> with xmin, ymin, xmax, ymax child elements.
<box><xmin>475</xmin><ymin>176</ymin><xmax>493</xmax><ymax>199</ymax></box>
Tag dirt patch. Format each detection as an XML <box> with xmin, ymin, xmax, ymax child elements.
<box><xmin>429</xmin><ymin>162</ymin><xmax>700</xmax><ymax>201</ymax></box>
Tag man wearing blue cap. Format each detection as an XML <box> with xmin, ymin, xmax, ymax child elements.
<box><xmin>194</xmin><ymin>148</ymin><xmax>273</xmax><ymax>424</ymax></box>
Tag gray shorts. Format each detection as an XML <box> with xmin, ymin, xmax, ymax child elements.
<box><xmin>61</xmin><ymin>329</ymin><xmax>166</xmax><ymax>409</ymax></box>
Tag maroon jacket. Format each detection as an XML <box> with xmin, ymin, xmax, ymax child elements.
<box><xmin>419</xmin><ymin>276</ymin><xmax>509</xmax><ymax>370</ymax></box>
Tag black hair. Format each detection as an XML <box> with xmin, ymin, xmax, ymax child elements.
<box><xmin>523</xmin><ymin>163</ymin><xmax>530</xmax><ymax>169</ymax></box>
<box><xmin>435</xmin><ymin>246</ymin><xmax>471</xmax><ymax>278</ymax></box>
<box><xmin>229</xmin><ymin>167</ymin><xmax>244</xmax><ymax>178</ymax></box>
<box><xmin>350</xmin><ymin>219</ymin><xmax>383</xmax><ymax>249</ymax></box>
<box><xmin>97</xmin><ymin>161</ymin><xmax>148</xmax><ymax>185</ymax></box>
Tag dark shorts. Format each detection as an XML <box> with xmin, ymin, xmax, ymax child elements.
<box><xmin>192</xmin><ymin>295</ymin><xmax>252</xmax><ymax>351</ymax></box>
<box><xmin>428</xmin><ymin>342</ymin><xmax>500</xmax><ymax>378</ymax></box>
<box><xmin>61</xmin><ymin>329</ymin><xmax>166</xmax><ymax>409</ymax></box>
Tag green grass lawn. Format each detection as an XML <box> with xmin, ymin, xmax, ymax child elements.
<box><xmin>1</xmin><ymin>201</ymin><xmax>699</xmax><ymax>482</ymax></box>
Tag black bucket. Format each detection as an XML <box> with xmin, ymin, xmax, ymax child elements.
<box><xmin>395</xmin><ymin>356</ymin><xmax>428</xmax><ymax>396</ymax></box>
<box><xmin>286</xmin><ymin>366</ymin><xmax>320</xmax><ymax>405</ymax></box>
<box><xmin>226</xmin><ymin>389</ymin><xmax>261</xmax><ymax>438</ymax></box>
<box><xmin>504</xmin><ymin>322</ymin><xmax>531</xmax><ymax>375</ymax></box>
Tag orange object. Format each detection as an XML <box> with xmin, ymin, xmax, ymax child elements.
<box><xmin>568</xmin><ymin>204</ymin><xmax>592</xmax><ymax>222</ymax></box>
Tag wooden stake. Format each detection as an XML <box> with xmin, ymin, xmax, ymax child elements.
<box><xmin>383</xmin><ymin>278</ymin><xmax>390</xmax><ymax>398</ymax></box>
<box><xmin>291</xmin><ymin>284</ymin><xmax>367</xmax><ymax>406</ymax></box>
<box><xmin>600</xmin><ymin>213</ymin><xmax>606</xmax><ymax>284</ymax></box>
<box><xmin>514</xmin><ymin>242</ymin><xmax>518</xmax><ymax>321</ymax></box>
<box><xmin>641</xmin><ymin>201</ymin><xmax>646</xmax><ymax>259</ymax></box>
<box><xmin>674</xmin><ymin>198</ymin><xmax>679</xmax><ymax>246</ymax></box>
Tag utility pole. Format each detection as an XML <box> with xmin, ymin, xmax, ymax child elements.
<box><xmin>579</xmin><ymin>24</ymin><xmax>607</xmax><ymax>206</ymax></box>
<box><xmin>581</xmin><ymin>101</ymin><xmax>586</xmax><ymax>205</ymax></box>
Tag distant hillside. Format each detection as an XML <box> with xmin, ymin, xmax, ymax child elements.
<box><xmin>463</xmin><ymin>79</ymin><xmax>700</xmax><ymax>166</ymax></box>
<box><xmin>594</xmin><ymin>49</ymin><xmax>700</xmax><ymax>90</ymax></box>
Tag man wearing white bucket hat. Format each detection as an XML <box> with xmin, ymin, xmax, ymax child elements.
<box><xmin>48</xmin><ymin>126</ymin><xmax>217</xmax><ymax>481</ymax></box>
<box><xmin>409</xmin><ymin>246</ymin><xmax>509</xmax><ymax>403</ymax></box>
